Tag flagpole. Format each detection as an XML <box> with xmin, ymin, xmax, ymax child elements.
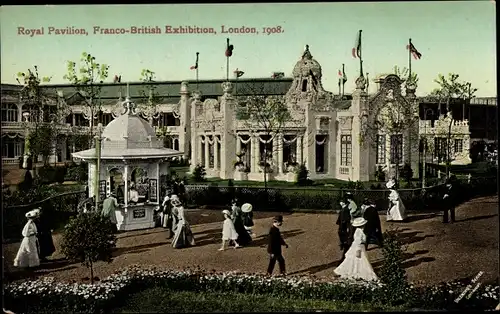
<box><xmin>196</xmin><ymin>52</ymin><xmax>199</xmax><ymax>91</ymax></box>
<box><xmin>342</xmin><ymin>63</ymin><xmax>345</xmax><ymax>97</ymax></box>
<box><xmin>226</xmin><ymin>38</ymin><xmax>230</xmax><ymax>81</ymax></box>
<box><xmin>338</xmin><ymin>79</ymin><xmax>341</xmax><ymax>96</ymax></box>
<box><xmin>359</xmin><ymin>30</ymin><xmax>363</xmax><ymax>77</ymax></box>
<box><xmin>408</xmin><ymin>38</ymin><xmax>412</xmax><ymax>83</ymax></box>
<box><xmin>366</xmin><ymin>72</ymin><xmax>369</xmax><ymax>93</ymax></box>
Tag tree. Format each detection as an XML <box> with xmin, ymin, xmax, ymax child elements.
<box><xmin>63</xmin><ymin>52</ymin><xmax>110</xmax><ymax>149</ymax></box>
<box><xmin>429</xmin><ymin>73</ymin><xmax>477</xmax><ymax>178</ymax></box>
<box><xmin>60</xmin><ymin>212</ymin><xmax>116</xmax><ymax>284</ymax></box>
<box><xmin>393</xmin><ymin>65</ymin><xmax>419</xmax><ymax>88</ymax></box>
<box><xmin>16</xmin><ymin>66</ymin><xmax>61</xmax><ymax>167</ymax></box>
<box><xmin>235</xmin><ymin>95</ymin><xmax>291</xmax><ymax>189</ymax></box>
<box><xmin>137</xmin><ymin>69</ymin><xmax>164</xmax><ymax>121</ymax></box>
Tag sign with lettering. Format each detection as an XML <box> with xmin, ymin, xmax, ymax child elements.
<box><xmin>149</xmin><ymin>179</ymin><xmax>158</xmax><ymax>203</ymax></box>
<box><xmin>133</xmin><ymin>209</ymin><xmax>146</xmax><ymax>219</ymax></box>
<box><xmin>99</xmin><ymin>180</ymin><xmax>107</xmax><ymax>201</ymax></box>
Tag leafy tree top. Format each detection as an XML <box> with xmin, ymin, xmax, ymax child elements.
<box><xmin>429</xmin><ymin>73</ymin><xmax>477</xmax><ymax>102</ymax></box>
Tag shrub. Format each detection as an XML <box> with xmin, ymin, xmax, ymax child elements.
<box><xmin>191</xmin><ymin>164</ymin><xmax>206</xmax><ymax>182</ymax></box>
<box><xmin>3</xmin><ymin>266</ymin><xmax>498</xmax><ymax>313</ymax></box>
<box><xmin>374</xmin><ymin>166</ymin><xmax>386</xmax><ymax>182</ymax></box>
<box><xmin>60</xmin><ymin>212</ymin><xmax>117</xmax><ymax>284</ymax></box>
<box><xmin>18</xmin><ymin>170</ymin><xmax>34</xmax><ymax>192</ymax></box>
<box><xmin>379</xmin><ymin>229</ymin><xmax>413</xmax><ymax>305</ymax></box>
<box><xmin>400</xmin><ymin>163</ymin><xmax>413</xmax><ymax>183</ymax></box>
<box><xmin>37</xmin><ymin>165</ymin><xmax>57</xmax><ymax>184</ymax></box>
<box><xmin>54</xmin><ymin>166</ymin><xmax>68</xmax><ymax>184</ymax></box>
<box><xmin>296</xmin><ymin>163</ymin><xmax>312</xmax><ymax>186</ymax></box>
<box><xmin>65</xmin><ymin>162</ymin><xmax>88</xmax><ymax>184</ymax></box>
<box><xmin>344</xmin><ymin>180</ymin><xmax>363</xmax><ymax>190</ymax></box>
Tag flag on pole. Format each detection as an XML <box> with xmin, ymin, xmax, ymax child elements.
<box><xmin>190</xmin><ymin>52</ymin><xmax>199</xmax><ymax>70</ymax></box>
<box><xmin>352</xmin><ymin>30</ymin><xmax>362</xmax><ymax>58</ymax></box>
<box><xmin>113</xmin><ymin>75</ymin><xmax>121</xmax><ymax>83</ymax></box>
<box><xmin>342</xmin><ymin>68</ymin><xmax>347</xmax><ymax>84</ymax></box>
<box><xmin>234</xmin><ymin>69</ymin><xmax>244</xmax><ymax>78</ymax></box>
<box><xmin>225</xmin><ymin>39</ymin><xmax>234</xmax><ymax>57</ymax></box>
<box><xmin>406</xmin><ymin>42</ymin><xmax>422</xmax><ymax>60</ymax></box>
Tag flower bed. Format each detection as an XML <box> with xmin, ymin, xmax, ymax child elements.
<box><xmin>4</xmin><ymin>265</ymin><xmax>499</xmax><ymax>313</ymax></box>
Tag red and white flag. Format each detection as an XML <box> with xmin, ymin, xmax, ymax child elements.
<box><xmin>406</xmin><ymin>42</ymin><xmax>422</xmax><ymax>60</ymax></box>
<box><xmin>352</xmin><ymin>30</ymin><xmax>362</xmax><ymax>58</ymax></box>
<box><xmin>190</xmin><ymin>52</ymin><xmax>199</xmax><ymax>70</ymax></box>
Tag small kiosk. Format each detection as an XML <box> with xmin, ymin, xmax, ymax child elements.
<box><xmin>72</xmin><ymin>96</ymin><xmax>183</xmax><ymax>231</ymax></box>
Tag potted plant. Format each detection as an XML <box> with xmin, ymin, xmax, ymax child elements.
<box><xmin>234</xmin><ymin>160</ymin><xmax>245</xmax><ymax>172</ymax></box>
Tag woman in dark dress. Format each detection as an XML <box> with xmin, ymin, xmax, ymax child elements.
<box><xmin>231</xmin><ymin>199</ymin><xmax>252</xmax><ymax>246</ymax></box>
<box><xmin>33</xmin><ymin>207</ymin><xmax>55</xmax><ymax>262</ymax></box>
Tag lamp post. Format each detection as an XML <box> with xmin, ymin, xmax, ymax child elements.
<box><xmin>94</xmin><ymin>123</ymin><xmax>104</xmax><ymax>209</ymax></box>
<box><xmin>22</xmin><ymin>112</ymin><xmax>31</xmax><ymax>169</ymax></box>
<box><xmin>422</xmin><ymin>108</ymin><xmax>434</xmax><ymax>188</ymax></box>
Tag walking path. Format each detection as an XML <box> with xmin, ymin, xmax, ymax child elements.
<box><xmin>3</xmin><ymin>195</ymin><xmax>498</xmax><ymax>285</ymax></box>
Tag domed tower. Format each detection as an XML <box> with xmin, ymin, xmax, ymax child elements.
<box><xmin>285</xmin><ymin>45</ymin><xmax>330</xmax><ymax>105</ymax></box>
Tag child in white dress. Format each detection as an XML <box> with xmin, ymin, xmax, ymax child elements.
<box><xmin>219</xmin><ymin>210</ymin><xmax>240</xmax><ymax>251</ymax></box>
<box><xmin>334</xmin><ymin>217</ymin><xmax>378</xmax><ymax>281</ymax></box>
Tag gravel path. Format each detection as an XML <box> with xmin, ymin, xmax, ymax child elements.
<box><xmin>3</xmin><ymin>195</ymin><xmax>498</xmax><ymax>285</ymax></box>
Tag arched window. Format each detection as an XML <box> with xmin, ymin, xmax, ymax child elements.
<box><xmin>1</xmin><ymin>104</ymin><xmax>18</xmax><ymax>122</ymax></box>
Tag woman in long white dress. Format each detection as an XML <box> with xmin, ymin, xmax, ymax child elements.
<box><xmin>219</xmin><ymin>210</ymin><xmax>240</xmax><ymax>251</ymax></box>
<box><xmin>334</xmin><ymin>217</ymin><xmax>378</xmax><ymax>281</ymax></box>
<box><xmin>170</xmin><ymin>195</ymin><xmax>196</xmax><ymax>249</ymax></box>
<box><xmin>14</xmin><ymin>209</ymin><xmax>41</xmax><ymax>268</ymax></box>
<box><xmin>386</xmin><ymin>179</ymin><xmax>406</xmax><ymax>221</ymax></box>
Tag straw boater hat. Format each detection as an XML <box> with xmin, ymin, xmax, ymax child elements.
<box><xmin>386</xmin><ymin>180</ymin><xmax>396</xmax><ymax>189</ymax></box>
<box><xmin>222</xmin><ymin>209</ymin><xmax>231</xmax><ymax>216</ymax></box>
<box><xmin>352</xmin><ymin>217</ymin><xmax>367</xmax><ymax>228</ymax></box>
<box><xmin>241</xmin><ymin>203</ymin><xmax>253</xmax><ymax>213</ymax></box>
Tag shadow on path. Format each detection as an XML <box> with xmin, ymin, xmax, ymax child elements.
<box><xmin>113</xmin><ymin>241</ymin><xmax>169</xmax><ymax>257</ymax></box>
<box><xmin>457</xmin><ymin>214</ymin><xmax>498</xmax><ymax>223</ymax></box>
<box><xmin>404</xmin><ymin>213</ymin><xmax>437</xmax><ymax>223</ymax></box>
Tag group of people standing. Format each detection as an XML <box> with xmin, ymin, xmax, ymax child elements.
<box><xmin>14</xmin><ymin>207</ymin><xmax>55</xmax><ymax>269</ymax></box>
<box><xmin>220</xmin><ymin>199</ymin><xmax>254</xmax><ymax>250</ymax></box>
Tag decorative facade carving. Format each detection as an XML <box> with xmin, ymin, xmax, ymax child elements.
<box><xmin>338</xmin><ymin>116</ymin><xmax>352</xmax><ymax>130</ymax></box>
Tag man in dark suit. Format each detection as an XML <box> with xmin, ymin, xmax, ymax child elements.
<box><xmin>336</xmin><ymin>199</ymin><xmax>353</xmax><ymax>262</ymax></box>
<box><xmin>361</xmin><ymin>198</ymin><xmax>384</xmax><ymax>249</ymax></box>
<box><xmin>267</xmin><ymin>215</ymin><xmax>288</xmax><ymax>276</ymax></box>
<box><xmin>442</xmin><ymin>176</ymin><xmax>457</xmax><ymax>223</ymax></box>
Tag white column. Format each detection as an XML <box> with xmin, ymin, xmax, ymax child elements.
<box><xmin>297</xmin><ymin>135</ymin><xmax>303</xmax><ymax>164</ymax></box>
<box><xmin>204</xmin><ymin>136</ymin><xmax>210</xmax><ymax>169</ymax></box>
<box><xmin>156</xmin><ymin>163</ymin><xmax>160</xmax><ymax>203</ymax></box>
<box><xmin>124</xmin><ymin>165</ymin><xmax>129</xmax><ymax>210</ymax></box>
<box><xmin>197</xmin><ymin>136</ymin><xmax>203</xmax><ymax>165</ymax></box>
<box><xmin>251</xmin><ymin>135</ymin><xmax>259</xmax><ymax>172</ymax></box>
<box><xmin>277</xmin><ymin>134</ymin><xmax>283</xmax><ymax>173</ymax></box>
<box><xmin>72</xmin><ymin>113</ymin><xmax>75</xmax><ymax>126</ymax></box>
<box><xmin>236</xmin><ymin>135</ymin><xmax>241</xmax><ymax>154</ymax></box>
<box><xmin>17</xmin><ymin>104</ymin><xmax>23</xmax><ymax>122</ymax></box>
<box><xmin>214</xmin><ymin>136</ymin><xmax>219</xmax><ymax>169</ymax></box>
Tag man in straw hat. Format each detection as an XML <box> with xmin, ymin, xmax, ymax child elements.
<box><xmin>102</xmin><ymin>192</ymin><xmax>119</xmax><ymax>233</ymax></box>
<box><xmin>14</xmin><ymin>209</ymin><xmax>41</xmax><ymax>268</ymax></box>
<box><xmin>266</xmin><ymin>215</ymin><xmax>289</xmax><ymax>276</ymax></box>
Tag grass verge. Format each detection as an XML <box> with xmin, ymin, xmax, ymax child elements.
<box><xmin>111</xmin><ymin>286</ymin><xmax>406</xmax><ymax>313</ymax></box>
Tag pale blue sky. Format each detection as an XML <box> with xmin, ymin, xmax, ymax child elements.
<box><xmin>1</xmin><ymin>2</ymin><xmax>496</xmax><ymax>96</ymax></box>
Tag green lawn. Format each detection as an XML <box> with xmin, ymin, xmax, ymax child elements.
<box><xmin>111</xmin><ymin>287</ymin><xmax>405</xmax><ymax>313</ymax></box>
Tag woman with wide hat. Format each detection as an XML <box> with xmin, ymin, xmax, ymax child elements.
<box><xmin>170</xmin><ymin>195</ymin><xmax>196</xmax><ymax>249</ymax></box>
<box><xmin>231</xmin><ymin>199</ymin><xmax>252</xmax><ymax>246</ymax></box>
<box><xmin>14</xmin><ymin>209</ymin><xmax>41</xmax><ymax>268</ymax></box>
<box><xmin>334</xmin><ymin>217</ymin><xmax>378</xmax><ymax>281</ymax></box>
<box><xmin>241</xmin><ymin>203</ymin><xmax>255</xmax><ymax>237</ymax></box>
<box><xmin>386</xmin><ymin>179</ymin><xmax>406</xmax><ymax>221</ymax></box>
<box><xmin>219</xmin><ymin>209</ymin><xmax>240</xmax><ymax>251</ymax></box>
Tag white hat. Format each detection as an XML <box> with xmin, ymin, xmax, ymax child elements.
<box><xmin>241</xmin><ymin>203</ymin><xmax>252</xmax><ymax>213</ymax></box>
<box><xmin>170</xmin><ymin>195</ymin><xmax>181</xmax><ymax>205</ymax></box>
<box><xmin>222</xmin><ymin>209</ymin><xmax>231</xmax><ymax>216</ymax></box>
<box><xmin>352</xmin><ymin>217</ymin><xmax>367</xmax><ymax>227</ymax></box>
<box><xmin>25</xmin><ymin>209</ymin><xmax>39</xmax><ymax>219</ymax></box>
<box><xmin>386</xmin><ymin>180</ymin><xmax>396</xmax><ymax>189</ymax></box>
